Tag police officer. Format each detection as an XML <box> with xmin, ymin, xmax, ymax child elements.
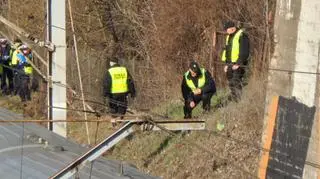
<box><xmin>0</xmin><ymin>38</ymin><xmax>12</xmax><ymax>95</ymax></box>
<box><xmin>10</xmin><ymin>38</ymin><xmax>23</xmax><ymax>95</ymax></box>
<box><xmin>104</xmin><ymin>57</ymin><xmax>136</xmax><ymax>120</ymax></box>
<box><xmin>16</xmin><ymin>44</ymin><xmax>33</xmax><ymax>102</ymax></box>
<box><xmin>221</xmin><ymin>21</ymin><xmax>250</xmax><ymax>101</ymax></box>
<box><xmin>181</xmin><ymin>61</ymin><xmax>216</xmax><ymax>119</ymax></box>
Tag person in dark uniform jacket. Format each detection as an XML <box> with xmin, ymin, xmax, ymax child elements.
<box><xmin>104</xmin><ymin>57</ymin><xmax>136</xmax><ymax>120</ymax></box>
<box><xmin>221</xmin><ymin>20</ymin><xmax>250</xmax><ymax>101</ymax></box>
<box><xmin>181</xmin><ymin>61</ymin><xmax>216</xmax><ymax>119</ymax></box>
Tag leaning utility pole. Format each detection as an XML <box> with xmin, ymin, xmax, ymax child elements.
<box><xmin>47</xmin><ymin>0</ymin><xmax>67</xmax><ymax>137</ymax></box>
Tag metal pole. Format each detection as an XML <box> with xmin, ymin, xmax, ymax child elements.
<box><xmin>48</xmin><ymin>0</ymin><xmax>67</xmax><ymax>137</ymax></box>
<box><xmin>46</xmin><ymin>0</ymin><xmax>53</xmax><ymax>131</ymax></box>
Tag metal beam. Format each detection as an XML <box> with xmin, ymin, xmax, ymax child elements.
<box><xmin>0</xmin><ymin>31</ymin><xmax>48</xmax><ymax>67</ymax></box>
<box><xmin>47</xmin><ymin>0</ymin><xmax>67</xmax><ymax>137</ymax></box>
<box><xmin>50</xmin><ymin>119</ymin><xmax>205</xmax><ymax>179</ymax></box>
<box><xmin>50</xmin><ymin>121</ymin><xmax>135</xmax><ymax>179</ymax></box>
<box><xmin>0</xmin><ymin>15</ymin><xmax>54</xmax><ymax>51</ymax></box>
<box><xmin>142</xmin><ymin>120</ymin><xmax>206</xmax><ymax>131</ymax></box>
<box><xmin>0</xmin><ymin>31</ymin><xmax>48</xmax><ymax>80</ymax></box>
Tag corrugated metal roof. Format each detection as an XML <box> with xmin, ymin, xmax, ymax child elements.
<box><xmin>0</xmin><ymin>108</ymin><xmax>157</xmax><ymax>179</ymax></box>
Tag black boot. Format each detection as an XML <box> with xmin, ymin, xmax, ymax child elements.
<box><xmin>184</xmin><ymin>113</ymin><xmax>192</xmax><ymax>119</ymax></box>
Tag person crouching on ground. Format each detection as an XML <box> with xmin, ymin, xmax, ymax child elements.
<box><xmin>181</xmin><ymin>61</ymin><xmax>216</xmax><ymax>119</ymax></box>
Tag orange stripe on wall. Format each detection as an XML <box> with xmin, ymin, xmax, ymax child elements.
<box><xmin>258</xmin><ymin>96</ymin><xmax>279</xmax><ymax>179</ymax></box>
<box><xmin>318</xmin><ymin>108</ymin><xmax>320</xmax><ymax>179</ymax></box>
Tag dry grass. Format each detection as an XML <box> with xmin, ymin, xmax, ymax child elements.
<box><xmin>2</xmin><ymin>0</ymin><xmax>275</xmax><ymax>109</ymax></box>
<box><xmin>0</xmin><ymin>95</ymin><xmax>23</xmax><ymax>113</ymax></box>
<box><xmin>1</xmin><ymin>0</ymin><xmax>275</xmax><ymax>178</ymax></box>
<box><xmin>70</xmin><ymin>76</ymin><xmax>267</xmax><ymax>179</ymax></box>
<box><xmin>67</xmin><ymin>115</ymin><xmax>115</xmax><ymax>145</ymax></box>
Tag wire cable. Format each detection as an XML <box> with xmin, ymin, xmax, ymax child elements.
<box><xmin>204</xmin><ymin>129</ymin><xmax>320</xmax><ymax>169</ymax></box>
<box><xmin>6</xmin><ymin>87</ymin><xmax>320</xmax><ymax>177</ymax></box>
<box><xmin>89</xmin><ymin>117</ymin><xmax>100</xmax><ymax>179</ymax></box>
<box><xmin>145</xmin><ymin>117</ymin><xmax>315</xmax><ymax>178</ymax></box>
<box><xmin>9</xmin><ymin>87</ymin><xmax>320</xmax><ymax>171</ymax></box>
<box><xmin>144</xmin><ymin>118</ymin><xmax>259</xmax><ymax>178</ymax></box>
<box><xmin>2</xmin><ymin>33</ymin><xmax>320</xmax><ymax>177</ymax></box>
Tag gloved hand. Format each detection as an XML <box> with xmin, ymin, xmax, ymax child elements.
<box><xmin>3</xmin><ymin>56</ymin><xmax>10</xmax><ymax>60</ymax></box>
<box><xmin>226</xmin><ymin>65</ymin><xmax>233</xmax><ymax>79</ymax></box>
<box><xmin>105</xmin><ymin>93</ymin><xmax>112</xmax><ymax>99</ymax></box>
<box><xmin>17</xmin><ymin>64</ymin><xmax>24</xmax><ymax>70</ymax></box>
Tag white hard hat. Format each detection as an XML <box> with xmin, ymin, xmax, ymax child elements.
<box><xmin>19</xmin><ymin>44</ymin><xmax>29</xmax><ymax>50</ymax></box>
<box><xmin>0</xmin><ymin>38</ymin><xmax>7</xmax><ymax>44</ymax></box>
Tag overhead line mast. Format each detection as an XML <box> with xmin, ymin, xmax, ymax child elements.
<box><xmin>46</xmin><ymin>0</ymin><xmax>67</xmax><ymax>137</ymax></box>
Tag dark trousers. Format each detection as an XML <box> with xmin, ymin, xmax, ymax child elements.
<box><xmin>1</xmin><ymin>65</ymin><xmax>14</xmax><ymax>94</ymax></box>
<box><xmin>13</xmin><ymin>71</ymin><xmax>20</xmax><ymax>95</ymax></box>
<box><xmin>19</xmin><ymin>74</ymin><xmax>31</xmax><ymax>102</ymax></box>
<box><xmin>30</xmin><ymin>75</ymin><xmax>39</xmax><ymax>92</ymax></box>
<box><xmin>184</xmin><ymin>92</ymin><xmax>214</xmax><ymax>118</ymax></box>
<box><xmin>226</xmin><ymin>67</ymin><xmax>245</xmax><ymax>101</ymax></box>
<box><xmin>109</xmin><ymin>94</ymin><xmax>128</xmax><ymax>117</ymax></box>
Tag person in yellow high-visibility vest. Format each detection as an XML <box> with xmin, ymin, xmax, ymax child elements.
<box><xmin>10</xmin><ymin>38</ymin><xmax>23</xmax><ymax>95</ymax></box>
<box><xmin>16</xmin><ymin>44</ymin><xmax>33</xmax><ymax>102</ymax></box>
<box><xmin>181</xmin><ymin>61</ymin><xmax>216</xmax><ymax>119</ymax></box>
<box><xmin>221</xmin><ymin>21</ymin><xmax>250</xmax><ymax>102</ymax></box>
<box><xmin>104</xmin><ymin>57</ymin><xmax>136</xmax><ymax>121</ymax></box>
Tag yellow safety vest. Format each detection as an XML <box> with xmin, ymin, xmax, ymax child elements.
<box><xmin>11</xmin><ymin>50</ymin><xmax>19</xmax><ymax>66</ymax></box>
<box><xmin>221</xmin><ymin>29</ymin><xmax>244</xmax><ymax>63</ymax></box>
<box><xmin>10</xmin><ymin>43</ymin><xmax>22</xmax><ymax>66</ymax></box>
<box><xmin>184</xmin><ymin>68</ymin><xmax>206</xmax><ymax>92</ymax></box>
<box><xmin>108</xmin><ymin>66</ymin><xmax>129</xmax><ymax>94</ymax></box>
<box><xmin>15</xmin><ymin>50</ymin><xmax>33</xmax><ymax>75</ymax></box>
<box><xmin>24</xmin><ymin>65</ymin><xmax>33</xmax><ymax>75</ymax></box>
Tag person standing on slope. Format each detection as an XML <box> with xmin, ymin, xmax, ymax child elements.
<box><xmin>104</xmin><ymin>57</ymin><xmax>136</xmax><ymax>124</ymax></box>
<box><xmin>16</xmin><ymin>44</ymin><xmax>33</xmax><ymax>102</ymax></box>
<box><xmin>221</xmin><ymin>20</ymin><xmax>250</xmax><ymax>102</ymax></box>
<box><xmin>0</xmin><ymin>38</ymin><xmax>12</xmax><ymax>95</ymax></box>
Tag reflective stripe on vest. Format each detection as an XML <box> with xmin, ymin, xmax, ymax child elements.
<box><xmin>221</xmin><ymin>29</ymin><xmax>243</xmax><ymax>63</ymax></box>
<box><xmin>184</xmin><ymin>68</ymin><xmax>206</xmax><ymax>92</ymax></box>
<box><xmin>108</xmin><ymin>67</ymin><xmax>129</xmax><ymax>94</ymax></box>
<box><xmin>24</xmin><ymin>65</ymin><xmax>33</xmax><ymax>75</ymax></box>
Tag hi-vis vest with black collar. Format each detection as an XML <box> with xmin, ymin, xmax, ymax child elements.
<box><xmin>10</xmin><ymin>43</ymin><xmax>22</xmax><ymax>66</ymax></box>
<box><xmin>108</xmin><ymin>66</ymin><xmax>129</xmax><ymax>94</ymax></box>
<box><xmin>16</xmin><ymin>52</ymin><xmax>33</xmax><ymax>75</ymax></box>
<box><xmin>184</xmin><ymin>68</ymin><xmax>206</xmax><ymax>92</ymax></box>
<box><xmin>221</xmin><ymin>29</ymin><xmax>244</xmax><ymax>63</ymax></box>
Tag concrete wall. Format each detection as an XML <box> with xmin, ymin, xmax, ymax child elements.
<box><xmin>265</xmin><ymin>0</ymin><xmax>320</xmax><ymax>178</ymax></box>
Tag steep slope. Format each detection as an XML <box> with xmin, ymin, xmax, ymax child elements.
<box><xmin>1</xmin><ymin>0</ymin><xmax>276</xmax><ymax>178</ymax></box>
